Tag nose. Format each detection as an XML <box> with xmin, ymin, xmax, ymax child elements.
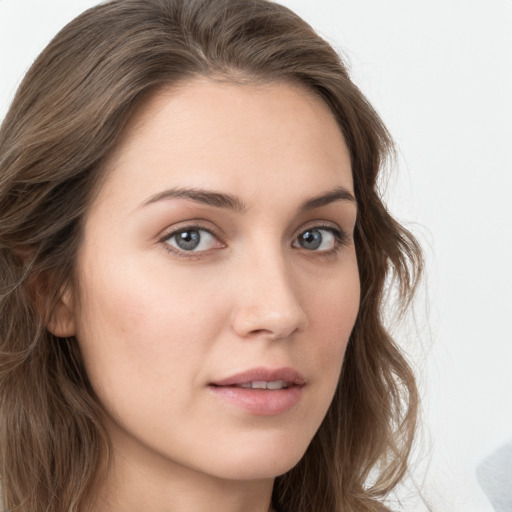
<box><xmin>230</xmin><ymin>250</ymin><xmax>308</xmax><ymax>341</ymax></box>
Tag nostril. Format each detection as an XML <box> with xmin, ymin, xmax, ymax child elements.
<box><xmin>231</xmin><ymin>305</ymin><xmax>307</xmax><ymax>341</ymax></box>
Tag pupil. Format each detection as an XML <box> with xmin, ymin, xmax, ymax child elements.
<box><xmin>176</xmin><ymin>230</ymin><xmax>200</xmax><ymax>250</ymax></box>
<box><xmin>301</xmin><ymin>229</ymin><xmax>322</xmax><ymax>250</ymax></box>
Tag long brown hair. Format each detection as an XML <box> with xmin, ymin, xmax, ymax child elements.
<box><xmin>0</xmin><ymin>1</ymin><xmax>422</xmax><ymax>510</ymax></box>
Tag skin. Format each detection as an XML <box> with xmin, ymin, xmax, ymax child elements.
<box><xmin>53</xmin><ymin>79</ymin><xmax>360</xmax><ymax>512</ymax></box>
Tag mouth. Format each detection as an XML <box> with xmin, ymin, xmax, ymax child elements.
<box><xmin>208</xmin><ymin>367</ymin><xmax>305</xmax><ymax>415</ymax></box>
<box><xmin>224</xmin><ymin>380</ymin><xmax>293</xmax><ymax>390</ymax></box>
<box><xmin>210</xmin><ymin>367</ymin><xmax>306</xmax><ymax>388</ymax></box>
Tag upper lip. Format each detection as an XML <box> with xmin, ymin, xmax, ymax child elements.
<box><xmin>210</xmin><ymin>367</ymin><xmax>306</xmax><ymax>387</ymax></box>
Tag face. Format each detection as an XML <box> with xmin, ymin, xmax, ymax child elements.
<box><xmin>69</xmin><ymin>79</ymin><xmax>360</xmax><ymax>482</ymax></box>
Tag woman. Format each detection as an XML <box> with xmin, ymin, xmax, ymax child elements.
<box><xmin>0</xmin><ymin>0</ymin><xmax>422</xmax><ymax>511</ymax></box>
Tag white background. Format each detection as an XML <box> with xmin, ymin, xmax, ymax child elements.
<box><xmin>1</xmin><ymin>1</ymin><xmax>511</xmax><ymax>511</ymax></box>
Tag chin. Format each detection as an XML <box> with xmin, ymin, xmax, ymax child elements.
<box><xmin>201</xmin><ymin>436</ymin><xmax>309</xmax><ymax>481</ymax></box>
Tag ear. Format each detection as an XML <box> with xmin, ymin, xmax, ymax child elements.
<box><xmin>17</xmin><ymin>249</ymin><xmax>77</xmax><ymax>338</ymax></box>
<box><xmin>46</xmin><ymin>284</ymin><xmax>76</xmax><ymax>338</ymax></box>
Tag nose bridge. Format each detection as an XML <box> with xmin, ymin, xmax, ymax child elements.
<box><xmin>230</xmin><ymin>240</ymin><xmax>308</xmax><ymax>340</ymax></box>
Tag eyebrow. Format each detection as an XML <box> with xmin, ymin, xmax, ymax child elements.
<box><xmin>139</xmin><ymin>187</ymin><xmax>247</xmax><ymax>212</ymax></box>
<box><xmin>298</xmin><ymin>186</ymin><xmax>357</xmax><ymax>212</ymax></box>
<box><xmin>138</xmin><ymin>185</ymin><xmax>356</xmax><ymax>212</ymax></box>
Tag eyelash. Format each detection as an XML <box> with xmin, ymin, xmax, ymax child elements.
<box><xmin>158</xmin><ymin>221</ymin><xmax>222</xmax><ymax>259</ymax></box>
<box><xmin>295</xmin><ymin>223</ymin><xmax>350</xmax><ymax>255</ymax></box>
<box><xmin>158</xmin><ymin>222</ymin><xmax>349</xmax><ymax>258</ymax></box>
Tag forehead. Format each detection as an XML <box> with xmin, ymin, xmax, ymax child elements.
<box><xmin>96</xmin><ymin>78</ymin><xmax>353</xmax><ymax>208</ymax></box>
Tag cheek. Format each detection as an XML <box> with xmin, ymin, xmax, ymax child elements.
<box><xmin>296</xmin><ymin>256</ymin><xmax>360</xmax><ymax>420</ymax></box>
<box><xmin>309</xmin><ymin>259</ymin><xmax>360</xmax><ymax>362</ymax></box>
<box><xmin>73</xmin><ymin>253</ymin><xmax>228</xmax><ymax>404</ymax></box>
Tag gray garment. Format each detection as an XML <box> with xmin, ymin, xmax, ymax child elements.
<box><xmin>477</xmin><ymin>441</ymin><xmax>512</xmax><ymax>512</ymax></box>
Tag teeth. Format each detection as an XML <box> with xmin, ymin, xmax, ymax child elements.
<box><xmin>237</xmin><ymin>380</ymin><xmax>289</xmax><ymax>389</ymax></box>
<box><xmin>266</xmin><ymin>380</ymin><xmax>287</xmax><ymax>390</ymax></box>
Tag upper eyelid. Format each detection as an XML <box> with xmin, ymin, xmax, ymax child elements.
<box><xmin>294</xmin><ymin>220</ymin><xmax>347</xmax><ymax>236</ymax></box>
<box><xmin>158</xmin><ymin>220</ymin><xmax>221</xmax><ymax>242</ymax></box>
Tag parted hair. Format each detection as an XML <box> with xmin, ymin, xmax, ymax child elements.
<box><xmin>0</xmin><ymin>0</ymin><xmax>422</xmax><ymax>511</ymax></box>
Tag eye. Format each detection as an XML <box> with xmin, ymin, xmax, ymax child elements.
<box><xmin>163</xmin><ymin>227</ymin><xmax>220</xmax><ymax>253</ymax></box>
<box><xmin>293</xmin><ymin>227</ymin><xmax>341</xmax><ymax>252</ymax></box>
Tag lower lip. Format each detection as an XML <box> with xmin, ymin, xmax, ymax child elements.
<box><xmin>208</xmin><ymin>385</ymin><xmax>303</xmax><ymax>415</ymax></box>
